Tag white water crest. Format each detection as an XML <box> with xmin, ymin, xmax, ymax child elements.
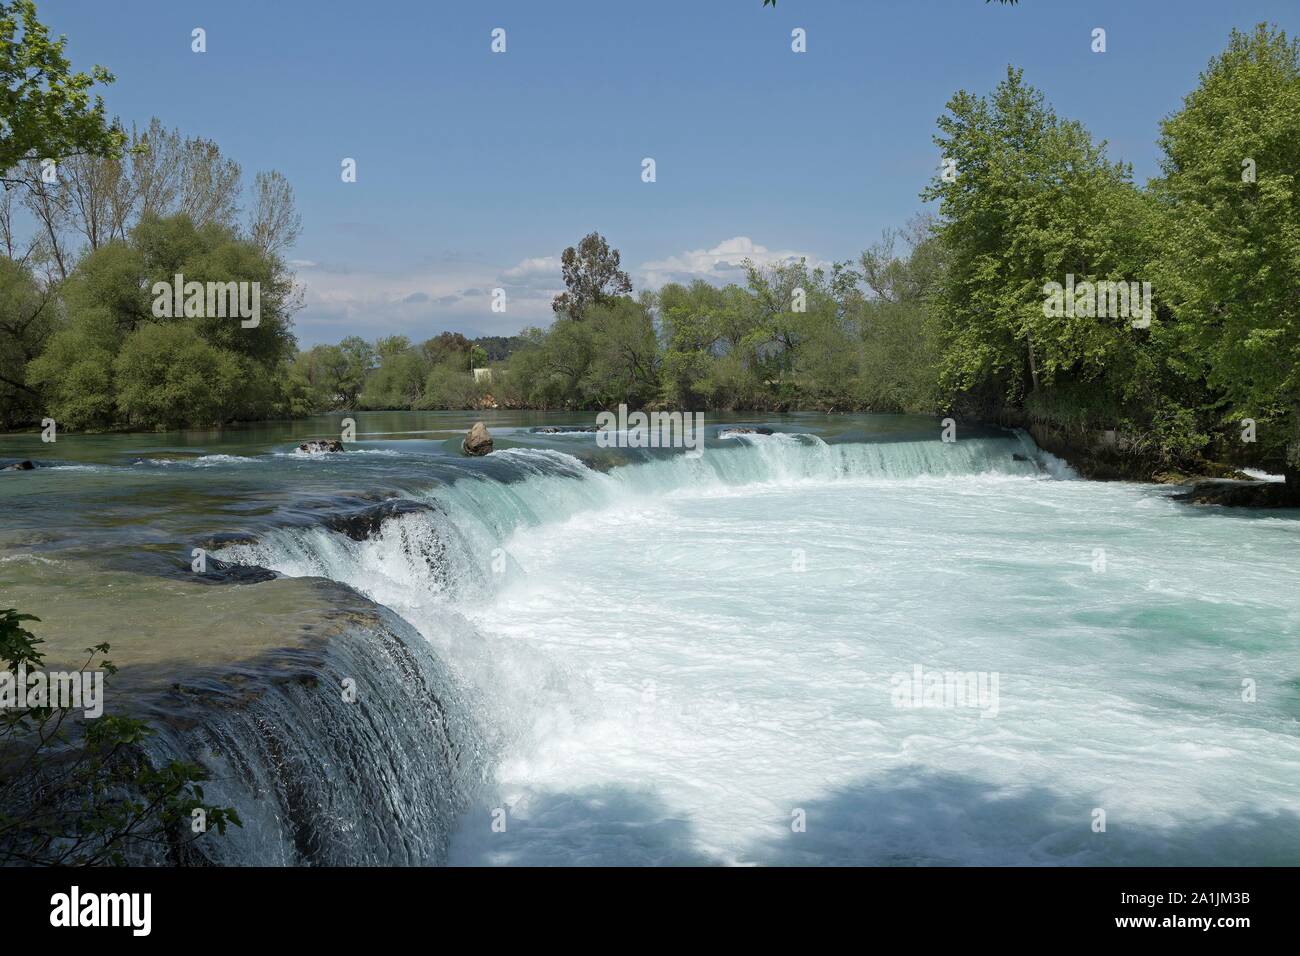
<box><xmin>221</xmin><ymin>432</ymin><xmax>1300</xmax><ymax>866</ymax></box>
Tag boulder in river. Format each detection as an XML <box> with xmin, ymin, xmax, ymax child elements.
<box><xmin>1173</xmin><ymin>479</ymin><xmax>1299</xmax><ymax>508</ymax></box>
<box><xmin>322</xmin><ymin>499</ymin><xmax>438</xmax><ymax>541</ymax></box>
<box><xmin>192</xmin><ymin>557</ymin><xmax>279</xmax><ymax>586</ymax></box>
<box><xmin>719</xmin><ymin>427</ymin><xmax>773</xmax><ymax>438</ymax></box>
<box><xmin>2</xmin><ymin>460</ymin><xmax>35</xmax><ymax>471</ymax></box>
<box><xmin>299</xmin><ymin>439</ymin><xmax>345</xmax><ymax>454</ymax></box>
<box><xmin>463</xmin><ymin>421</ymin><xmax>493</xmax><ymax>456</ymax></box>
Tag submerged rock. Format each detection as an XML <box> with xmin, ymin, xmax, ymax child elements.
<box><xmin>531</xmin><ymin>425</ymin><xmax>598</xmax><ymax>434</ymax></box>
<box><xmin>1012</xmin><ymin>453</ymin><xmax>1031</xmax><ymax>462</ymax></box>
<box><xmin>719</xmin><ymin>427</ymin><xmax>774</xmax><ymax>437</ymax></box>
<box><xmin>299</xmin><ymin>439</ymin><xmax>345</xmax><ymax>454</ymax></box>
<box><xmin>463</xmin><ymin>421</ymin><xmax>493</xmax><ymax>456</ymax></box>
<box><xmin>2</xmin><ymin>460</ymin><xmax>34</xmax><ymax>471</ymax></box>
<box><xmin>192</xmin><ymin>556</ymin><xmax>278</xmax><ymax>585</ymax></box>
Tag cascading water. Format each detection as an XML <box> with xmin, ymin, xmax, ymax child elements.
<box><xmin>198</xmin><ymin>429</ymin><xmax>1299</xmax><ymax>866</ymax></box>
<box><xmin>131</xmin><ymin>585</ymin><xmax>488</xmax><ymax>866</ymax></box>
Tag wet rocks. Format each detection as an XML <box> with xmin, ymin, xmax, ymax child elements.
<box><xmin>463</xmin><ymin>421</ymin><xmax>493</xmax><ymax>456</ymax></box>
<box><xmin>192</xmin><ymin>557</ymin><xmax>279</xmax><ymax>585</ymax></box>
<box><xmin>322</xmin><ymin>499</ymin><xmax>437</xmax><ymax>541</ymax></box>
<box><xmin>299</xmin><ymin>439</ymin><xmax>345</xmax><ymax>454</ymax></box>
<box><xmin>531</xmin><ymin>425</ymin><xmax>598</xmax><ymax>434</ymax></box>
<box><xmin>1173</xmin><ymin>479</ymin><xmax>1299</xmax><ymax>508</ymax></box>
<box><xmin>2</xmin><ymin>460</ymin><xmax>34</xmax><ymax>471</ymax></box>
<box><xmin>719</xmin><ymin>427</ymin><xmax>773</xmax><ymax>438</ymax></box>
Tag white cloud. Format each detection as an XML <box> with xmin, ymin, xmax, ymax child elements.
<box><xmin>502</xmin><ymin>255</ymin><xmax>560</xmax><ymax>281</ymax></box>
<box><xmin>638</xmin><ymin>237</ymin><xmax>821</xmax><ymax>289</ymax></box>
<box><xmin>289</xmin><ymin>253</ymin><xmax>563</xmax><ymax>346</ymax></box>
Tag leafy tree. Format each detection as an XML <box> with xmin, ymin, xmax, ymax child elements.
<box><xmin>358</xmin><ymin>336</ymin><xmax>429</xmax><ymax>409</ymax></box>
<box><xmin>470</xmin><ymin>334</ymin><xmax>523</xmax><ymax>361</ymax></box>
<box><xmin>921</xmin><ymin>67</ymin><xmax>1191</xmax><ymax>461</ymax></box>
<box><xmin>552</xmin><ymin>231</ymin><xmax>632</xmax><ymax>320</ymax></box>
<box><xmin>420</xmin><ymin>358</ymin><xmax>484</xmax><ymax>410</ymax></box>
<box><xmin>582</xmin><ymin>297</ymin><xmax>661</xmax><ymax>408</ymax></box>
<box><xmin>28</xmin><ymin>213</ymin><xmax>298</xmax><ymax>429</ymax></box>
<box><xmin>0</xmin><ymin>255</ymin><xmax>53</xmax><ymax>427</ymax></box>
<box><xmin>0</xmin><ymin>608</ymin><xmax>240</xmax><ymax>865</ymax></box>
<box><xmin>1153</xmin><ymin>24</ymin><xmax>1300</xmax><ymax>492</ymax></box>
<box><xmin>112</xmin><ymin>323</ymin><xmax>243</xmax><ymax>429</ymax></box>
<box><xmin>421</xmin><ymin>331</ymin><xmax>470</xmax><ymax>369</ymax></box>
<box><xmin>0</xmin><ymin>0</ymin><xmax>124</xmax><ymax>182</ymax></box>
<box><xmin>657</xmin><ymin>280</ymin><xmax>729</xmax><ymax>407</ymax></box>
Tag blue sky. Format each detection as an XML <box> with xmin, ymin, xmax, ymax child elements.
<box><xmin>42</xmin><ymin>0</ymin><xmax>1300</xmax><ymax>346</ymax></box>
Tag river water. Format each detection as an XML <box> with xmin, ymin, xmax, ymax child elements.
<box><xmin>2</xmin><ymin>411</ymin><xmax>1298</xmax><ymax>865</ymax></box>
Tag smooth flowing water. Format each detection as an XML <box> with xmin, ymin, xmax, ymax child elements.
<box><xmin>2</xmin><ymin>412</ymin><xmax>1298</xmax><ymax>865</ymax></box>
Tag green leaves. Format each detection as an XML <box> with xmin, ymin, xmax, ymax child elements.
<box><xmin>1154</xmin><ymin>25</ymin><xmax>1300</xmax><ymax>470</ymax></box>
<box><xmin>0</xmin><ymin>0</ymin><xmax>124</xmax><ymax>178</ymax></box>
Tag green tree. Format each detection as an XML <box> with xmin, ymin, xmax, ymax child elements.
<box><xmin>552</xmin><ymin>231</ymin><xmax>632</xmax><ymax>320</ymax></box>
<box><xmin>358</xmin><ymin>335</ymin><xmax>429</xmax><ymax>409</ymax></box>
<box><xmin>112</xmin><ymin>323</ymin><xmax>243</xmax><ymax>429</ymax></box>
<box><xmin>420</xmin><ymin>358</ymin><xmax>484</xmax><ymax>409</ymax></box>
<box><xmin>922</xmin><ymin>67</ymin><xmax>1192</xmax><ymax>464</ymax></box>
<box><xmin>0</xmin><ymin>0</ymin><xmax>124</xmax><ymax>183</ymax></box>
<box><xmin>582</xmin><ymin>297</ymin><xmax>661</xmax><ymax>408</ymax></box>
<box><xmin>1154</xmin><ymin>24</ymin><xmax>1300</xmax><ymax>493</ymax></box>
<box><xmin>27</xmin><ymin>213</ymin><xmax>298</xmax><ymax>429</ymax></box>
<box><xmin>0</xmin><ymin>256</ymin><xmax>53</xmax><ymax>428</ymax></box>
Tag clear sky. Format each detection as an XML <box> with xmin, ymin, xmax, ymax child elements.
<box><xmin>40</xmin><ymin>0</ymin><xmax>1300</xmax><ymax>346</ymax></box>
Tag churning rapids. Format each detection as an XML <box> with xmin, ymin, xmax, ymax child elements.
<box><xmin>2</xmin><ymin>412</ymin><xmax>1298</xmax><ymax>865</ymax></box>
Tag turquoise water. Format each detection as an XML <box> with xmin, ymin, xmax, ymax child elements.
<box><xmin>3</xmin><ymin>412</ymin><xmax>1298</xmax><ymax>865</ymax></box>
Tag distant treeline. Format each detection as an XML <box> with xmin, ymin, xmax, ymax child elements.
<box><xmin>287</xmin><ymin>332</ymin><xmax>524</xmax><ymax>414</ymax></box>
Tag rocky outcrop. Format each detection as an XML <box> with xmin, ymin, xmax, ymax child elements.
<box><xmin>2</xmin><ymin>460</ymin><xmax>34</xmax><ymax>471</ymax></box>
<box><xmin>192</xmin><ymin>556</ymin><xmax>279</xmax><ymax>585</ymax></box>
<box><xmin>299</xmin><ymin>439</ymin><xmax>345</xmax><ymax>454</ymax></box>
<box><xmin>321</xmin><ymin>499</ymin><xmax>438</xmax><ymax>541</ymax></box>
<box><xmin>1173</xmin><ymin>479</ymin><xmax>1299</xmax><ymax>508</ymax></box>
<box><xmin>462</xmin><ymin>421</ymin><xmax>493</xmax><ymax>456</ymax></box>
<box><xmin>114</xmin><ymin>578</ymin><xmax>485</xmax><ymax>865</ymax></box>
